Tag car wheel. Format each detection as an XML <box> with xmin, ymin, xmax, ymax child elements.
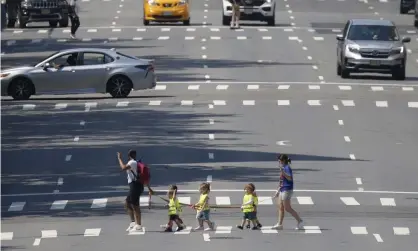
<box><xmin>143</xmin><ymin>19</ymin><xmax>149</xmax><ymax>25</ymax></box>
<box><xmin>222</xmin><ymin>15</ymin><xmax>230</xmax><ymax>26</ymax></box>
<box><xmin>392</xmin><ymin>67</ymin><xmax>406</xmax><ymax>80</ymax></box>
<box><xmin>8</xmin><ymin>77</ymin><xmax>35</xmax><ymax>100</ymax></box>
<box><xmin>49</xmin><ymin>21</ymin><xmax>58</xmax><ymax>27</ymax></box>
<box><xmin>337</xmin><ymin>63</ymin><xmax>341</xmax><ymax>76</ymax></box>
<box><xmin>414</xmin><ymin>20</ymin><xmax>418</xmax><ymax>28</ymax></box>
<box><xmin>7</xmin><ymin>19</ymin><xmax>16</xmax><ymax>28</ymax></box>
<box><xmin>341</xmin><ymin>68</ymin><xmax>350</xmax><ymax>78</ymax></box>
<box><xmin>183</xmin><ymin>19</ymin><xmax>190</xmax><ymax>25</ymax></box>
<box><xmin>107</xmin><ymin>75</ymin><xmax>133</xmax><ymax>98</ymax></box>
<box><xmin>267</xmin><ymin>16</ymin><xmax>275</xmax><ymax>26</ymax></box>
<box><xmin>59</xmin><ymin>15</ymin><xmax>69</xmax><ymax>27</ymax></box>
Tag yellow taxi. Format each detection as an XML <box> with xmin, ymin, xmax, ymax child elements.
<box><xmin>143</xmin><ymin>0</ymin><xmax>190</xmax><ymax>25</ymax></box>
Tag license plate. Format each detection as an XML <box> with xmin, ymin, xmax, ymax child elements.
<box><xmin>244</xmin><ymin>8</ymin><xmax>253</xmax><ymax>14</ymax></box>
<box><xmin>41</xmin><ymin>9</ymin><xmax>50</xmax><ymax>14</ymax></box>
<box><xmin>162</xmin><ymin>12</ymin><xmax>172</xmax><ymax>16</ymax></box>
<box><xmin>370</xmin><ymin>60</ymin><xmax>381</xmax><ymax>66</ymax></box>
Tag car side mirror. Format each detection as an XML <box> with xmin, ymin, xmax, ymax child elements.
<box><xmin>401</xmin><ymin>37</ymin><xmax>411</xmax><ymax>43</ymax></box>
<box><xmin>336</xmin><ymin>35</ymin><xmax>344</xmax><ymax>41</ymax></box>
<box><xmin>43</xmin><ymin>63</ymin><xmax>51</xmax><ymax>71</ymax></box>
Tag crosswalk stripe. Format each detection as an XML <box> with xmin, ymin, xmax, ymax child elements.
<box><xmin>278</xmin><ymin>85</ymin><xmax>290</xmax><ymax>90</ymax></box>
<box><xmin>351</xmin><ymin>227</ymin><xmax>368</xmax><ymax>235</ymax></box>
<box><xmin>41</xmin><ymin>230</ymin><xmax>58</xmax><ymax>238</ymax></box>
<box><xmin>247</xmin><ymin>85</ymin><xmax>259</xmax><ymax>90</ymax></box>
<box><xmin>380</xmin><ymin>198</ymin><xmax>396</xmax><ymax>206</ymax></box>
<box><xmin>8</xmin><ymin>202</ymin><xmax>25</xmax><ymax>212</ymax></box>
<box><xmin>304</xmin><ymin>226</ymin><xmax>321</xmax><ymax>234</ymax></box>
<box><xmin>178</xmin><ymin>197</ymin><xmax>191</xmax><ymax>205</ymax></box>
<box><xmin>297</xmin><ymin>196</ymin><xmax>314</xmax><ymax>205</ymax></box>
<box><xmin>213</xmin><ymin>100</ymin><xmax>226</xmax><ymax>105</ymax></box>
<box><xmin>22</xmin><ymin>104</ymin><xmax>36</xmax><ymax>110</ymax></box>
<box><xmin>149</xmin><ymin>100</ymin><xmax>161</xmax><ymax>106</ymax></box>
<box><xmin>1</xmin><ymin>232</ymin><xmax>13</xmax><ymax>241</ymax></box>
<box><xmin>307</xmin><ymin>100</ymin><xmax>321</xmax><ymax>106</ymax></box>
<box><xmin>84</xmin><ymin>228</ymin><xmax>101</xmax><ymax>237</ymax></box>
<box><xmin>55</xmin><ymin>103</ymin><xmax>67</xmax><ymax>109</ymax></box>
<box><xmin>140</xmin><ymin>196</ymin><xmax>150</xmax><ymax>207</ymax></box>
<box><xmin>116</xmin><ymin>101</ymin><xmax>129</xmax><ymax>107</ymax></box>
<box><xmin>216</xmin><ymin>197</ymin><xmax>231</xmax><ymax>205</ymax></box>
<box><xmin>371</xmin><ymin>86</ymin><xmax>384</xmax><ymax>91</ymax></box>
<box><xmin>402</xmin><ymin>87</ymin><xmax>414</xmax><ymax>91</ymax></box>
<box><xmin>243</xmin><ymin>100</ymin><xmax>255</xmax><ymax>105</ymax></box>
<box><xmin>393</xmin><ymin>227</ymin><xmax>410</xmax><ymax>235</ymax></box>
<box><xmin>181</xmin><ymin>100</ymin><xmax>193</xmax><ymax>105</ymax></box>
<box><xmin>261</xmin><ymin>227</ymin><xmax>278</xmax><ymax>234</ymax></box>
<box><xmin>277</xmin><ymin>100</ymin><xmax>290</xmax><ymax>106</ymax></box>
<box><xmin>91</xmin><ymin>198</ymin><xmax>108</xmax><ymax>208</ymax></box>
<box><xmin>188</xmin><ymin>85</ymin><xmax>200</xmax><ymax>90</ymax></box>
<box><xmin>51</xmin><ymin>200</ymin><xmax>68</xmax><ymax>210</ymax></box>
<box><xmin>338</xmin><ymin>85</ymin><xmax>352</xmax><ymax>90</ymax></box>
<box><xmin>408</xmin><ymin>102</ymin><xmax>418</xmax><ymax>108</ymax></box>
<box><xmin>341</xmin><ymin>197</ymin><xmax>359</xmax><ymax>205</ymax></box>
<box><xmin>215</xmin><ymin>226</ymin><xmax>232</xmax><ymax>234</ymax></box>
<box><xmin>376</xmin><ymin>101</ymin><xmax>388</xmax><ymax>107</ymax></box>
<box><xmin>155</xmin><ymin>85</ymin><xmax>166</xmax><ymax>90</ymax></box>
<box><xmin>216</xmin><ymin>85</ymin><xmax>228</xmax><ymax>90</ymax></box>
<box><xmin>341</xmin><ymin>100</ymin><xmax>355</xmax><ymax>106</ymax></box>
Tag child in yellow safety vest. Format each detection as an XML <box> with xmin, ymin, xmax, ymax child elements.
<box><xmin>246</xmin><ymin>183</ymin><xmax>262</xmax><ymax>229</ymax></box>
<box><xmin>163</xmin><ymin>186</ymin><xmax>186</xmax><ymax>232</ymax></box>
<box><xmin>237</xmin><ymin>184</ymin><xmax>260</xmax><ymax>230</ymax></box>
<box><xmin>192</xmin><ymin>182</ymin><xmax>215</xmax><ymax>231</ymax></box>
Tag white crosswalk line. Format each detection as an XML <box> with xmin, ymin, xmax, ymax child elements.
<box><xmin>304</xmin><ymin>226</ymin><xmax>321</xmax><ymax>234</ymax></box>
<box><xmin>55</xmin><ymin>103</ymin><xmax>67</xmax><ymax>109</ymax></box>
<box><xmin>215</xmin><ymin>226</ymin><xmax>232</xmax><ymax>234</ymax></box>
<box><xmin>84</xmin><ymin>228</ymin><xmax>101</xmax><ymax>237</ymax></box>
<box><xmin>51</xmin><ymin>200</ymin><xmax>68</xmax><ymax>210</ymax></box>
<box><xmin>341</xmin><ymin>100</ymin><xmax>355</xmax><ymax>106</ymax></box>
<box><xmin>243</xmin><ymin>100</ymin><xmax>255</xmax><ymax>105</ymax></box>
<box><xmin>178</xmin><ymin>197</ymin><xmax>191</xmax><ymax>205</ymax></box>
<box><xmin>1</xmin><ymin>232</ymin><xmax>13</xmax><ymax>241</ymax></box>
<box><xmin>408</xmin><ymin>102</ymin><xmax>418</xmax><ymax>108</ymax></box>
<box><xmin>338</xmin><ymin>85</ymin><xmax>352</xmax><ymax>90</ymax></box>
<box><xmin>262</xmin><ymin>36</ymin><xmax>272</xmax><ymax>40</ymax></box>
<box><xmin>247</xmin><ymin>85</ymin><xmax>259</xmax><ymax>90</ymax></box>
<box><xmin>158</xmin><ymin>36</ymin><xmax>169</xmax><ymax>40</ymax></box>
<box><xmin>140</xmin><ymin>196</ymin><xmax>149</xmax><ymax>207</ymax></box>
<box><xmin>209</xmin><ymin>134</ymin><xmax>215</xmax><ymax>140</ymax></box>
<box><xmin>85</xmin><ymin>102</ymin><xmax>97</xmax><ymax>108</ymax></box>
<box><xmin>161</xmin><ymin>28</ymin><xmax>170</xmax><ymax>31</ymax></box>
<box><xmin>257</xmin><ymin>197</ymin><xmax>273</xmax><ymax>205</ymax></box>
<box><xmin>309</xmin><ymin>85</ymin><xmax>320</xmax><ymax>90</ymax></box>
<box><xmin>402</xmin><ymin>87</ymin><xmax>414</xmax><ymax>91</ymax></box>
<box><xmin>133</xmin><ymin>37</ymin><xmax>143</xmax><ymax>40</ymax></box>
<box><xmin>237</xmin><ymin>36</ymin><xmax>247</xmax><ymax>40</ymax></box>
<box><xmin>296</xmin><ymin>196</ymin><xmax>314</xmax><ymax>205</ymax></box>
<box><xmin>216</xmin><ymin>85</ymin><xmax>228</xmax><ymax>90</ymax></box>
<box><xmin>41</xmin><ymin>230</ymin><xmax>58</xmax><ymax>238</ymax></box>
<box><xmin>87</xmin><ymin>29</ymin><xmax>97</xmax><ymax>32</ymax></box>
<box><xmin>375</xmin><ymin>101</ymin><xmax>388</xmax><ymax>107</ymax></box>
<box><xmin>188</xmin><ymin>85</ymin><xmax>200</xmax><ymax>90</ymax></box>
<box><xmin>91</xmin><ymin>198</ymin><xmax>108</xmax><ymax>208</ymax></box>
<box><xmin>210</xmin><ymin>36</ymin><xmax>221</xmax><ymax>40</ymax></box>
<box><xmin>22</xmin><ymin>104</ymin><xmax>36</xmax><ymax>110</ymax></box>
<box><xmin>213</xmin><ymin>100</ymin><xmax>226</xmax><ymax>105</ymax></box>
<box><xmin>380</xmin><ymin>198</ymin><xmax>396</xmax><ymax>206</ymax></box>
<box><xmin>341</xmin><ymin>197</ymin><xmax>360</xmax><ymax>205</ymax></box>
<box><xmin>116</xmin><ymin>101</ymin><xmax>129</xmax><ymax>107</ymax></box>
<box><xmin>155</xmin><ymin>85</ymin><xmax>166</xmax><ymax>90</ymax></box>
<box><xmin>307</xmin><ymin>100</ymin><xmax>321</xmax><ymax>106</ymax></box>
<box><xmin>8</xmin><ymin>202</ymin><xmax>25</xmax><ymax>212</ymax></box>
<box><xmin>393</xmin><ymin>227</ymin><xmax>410</xmax><ymax>235</ymax></box>
<box><xmin>149</xmin><ymin>100</ymin><xmax>161</xmax><ymax>106</ymax></box>
<box><xmin>277</xmin><ymin>100</ymin><xmax>290</xmax><ymax>106</ymax></box>
<box><xmin>351</xmin><ymin>227</ymin><xmax>368</xmax><ymax>235</ymax></box>
<box><xmin>216</xmin><ymin>197</ymin><xmax>231</xmax><ymax>205</ymax></box>
<box><xmin>278</xmin><ymin>85</ymin><xmax>290</xmax><ymax>90</ymax></box>
<box><xmin>261</xmin><ymin>227</ymin><xmax>278</xmax><ymax>234</ymax></box>
<box><xmin>371</xmin><ymin>86</ymin><xmax>384</xmax><ymax>91</ymax></box>
<box><xmin>181</xmin><ymin>100</ymin><xmax>193</xmax><ymax>105</ymax></box>
<box><xmin>185</xmin><ymin>36</ymin><xmax>195</xmax><ymax>40</ymax></box>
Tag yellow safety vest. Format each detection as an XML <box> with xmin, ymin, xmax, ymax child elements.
<box><xmin>253</xmin><ymin>195</ymin><xmax>258</xmax><ymax>206</ymax></box>
<box><xmin>197</xmin><ymin>194</ymin><xmax>209</xmax><ymax>211</ymax></box>
<box><xmin>168</xmin><ymin>198</ymin><xmax>181</xmax><ymax>215</ymax></box>
<box><xmin>242</xmin><ymin>194</ymin><xmax>255</xmax><ymax>213</ymax></box>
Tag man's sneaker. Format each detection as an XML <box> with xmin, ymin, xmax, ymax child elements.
<box><xmin>126</xmin><ymin>222</ymin><xmax>136</xmax><ymax>232</ymax></box>
<box><xmin>129</xmin><ymin>224</ymin><xmax>143</xmax><ymax>232</ymax></box>
<box><xmin>273</xmin><ymin>223</ymin><xmax>283</xmax><ymax>230</ymax></box>
<box><xmin>257</xmin><ymin>223</ymin><xmax>263</xmax><ymax>228</ymax></box>
<box><xmin>194</xmin><ymin>226</ymin><xmax>204</xmax><ymax>231</ymax></box>
<box><xmin>295</xmin><ymin>220</ymin><xmax>304</xmax><ymax>230</ymax></box>
<box><xmin>70</xmin><ymin>34</ymin><xmax>76</xmax><ymax>39</ymax></box>
<box><xmin>176</xmin><ymin>226</ymin><xmax>184</xmax><ymax>232</ymax></box>
<box><xmin>164</xmin><ymin>227</ymin><xmax>173</xmax><ymax>232</ymax></box>
<box><xmin>237</xmin><ymin>225</ymin><xmax>244</xmax><ymax>230</ymax></box>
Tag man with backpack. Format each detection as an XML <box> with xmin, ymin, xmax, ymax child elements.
<box><xmin>117</xmin><ymin>150</ymin><xmax>154</xmax><ymax>232</ymax></box>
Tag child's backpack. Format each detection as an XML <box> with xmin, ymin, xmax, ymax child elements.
<box><xmin>136</xmin><ymin>160</ymin><xmax>151</xmax><ymax>185</ymax></box>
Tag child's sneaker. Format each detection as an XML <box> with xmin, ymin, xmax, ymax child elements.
<box><xmin>164</xmin><ymin>227</ymin><xmax>172</xmax><ymax>232</ymax></box>
<box><xmin>126</xmin><ymin>222</ymin><xmax>136</xmax><ymax>232</ymax></box>
<box><xmin>295</xmin><ymin>220</ymin><xmax>304</xmax><ymax>230</ymax></box>
<box><xmin>205</xmin><ymin>221</ymin><xmax>215</xmax><ymax>231</ymax></box>
<box><xmin>237</xmin><ymin>225</ymin><xmax>244</xmax><ymax>230</ymax></box>
<box><xmin>129</xmin><ymin>224</ymin><xmax>143</xmax><ymax>232</ymax></box>
<box><xmin>257</xmin><ymin>223</ymin><xmax>263</xmax><ymax>228</ymax></box>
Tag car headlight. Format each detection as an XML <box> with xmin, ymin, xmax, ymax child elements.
<box><xmin>391</xmin><ymin>47</ymin><xmax>404</xmax><ymax>54</ymax></box>
<box><xmin>178</xmin><ymin>0</ymin><xmax>186</xmax><ymax>5</ymax></box>
<box><xmin>148</xmin><ymin>0</ymin><xmax>158</xmax><ymax>6</ymax></box>
<box><xmin>0</xmin><ymin>73</ymin><xmax>10</xmax><ymax>78</ymax></box>
<box><xmin>347</xmin><ymin>45</ymin><xmax>360</xmax><ymax>53</ymax></box>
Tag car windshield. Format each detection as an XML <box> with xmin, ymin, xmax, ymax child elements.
<box><xmin>347</xmin><ymin>25</ymin><xmax>399</xmax><ymax>41</ymax></box>
<box><xmin>34</xmin><ymin>51</ymin><xmax>60</xmax><ymax>66</ymax></box>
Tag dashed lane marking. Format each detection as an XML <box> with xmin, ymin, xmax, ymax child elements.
<box><xmin>158</xmin><ymin>36</ymin><xmax>169</xmax><ymax>40</ymax></box>
<box><xmin>351</xmin><ymin>227</ymin><xmax>368</xmax><ymax>235</ymax></box>
<box><xmin>376</xmin><ymin>101</ymin><xmax>388</xmax><ymax>107</ymax></box>
<box><xmin>213</xmin><ymin>100</ymin><xmax>226</xmax><ymax>105</ymax></box>
<box><xmin>65</xmin><ymin>155</ymin><xmax>72</xmax><ymax>161</ymax></box>
<box><xmin>341</xmin><ymin>197</ymin><xmax>360</xmax><ymax>205</ymax></box>
<box><xmin>155</xmin><ymin>85</ymin><xmax>167</xmax><ymax>90</ymax></box>
<box><xmin>84</xmin><ymin>228</ymin><xmax>101</xmax><ymax>237</ymax></box>
<box><xmin>344</xmin><ymin>136</ymin><xmax>351</xmax><ymax>142</ymax></box>
<box><xmin>8</xmin><ymin>202</ymin><xmax>25</xmax><ymax>212</ymax></box>
<box><xmin>216</xmin><ymin>85</ymin><xmax>228</xmax><ymax>90</ymax></box>
<box><xmin>277</xmin><ymin>100</ymin><xmax>290</xmax><ymax>106</ymax></box>
<box><xmin>41</xmin><ymin>230</ymin><xmax>58</xmax><ymax>238</ymax></box>
<box><xmin>57</xmin><ymin>178</ymin><xmax>63</xmax><ymax>186</ymax></box>
<box><xmin>215</xmin><ymin>226</ymin><xmax>232</xmax><ymax>234</ymax></box>
<box><xmin>403</xmin><ymin>87</ymin><xmax>414</xmax><ymax>91</ymax></box>
<box><xmin>203</xmin><ymin>233</ymin><xmax>210</xmax><ymax>241</ymax></box>
<box><xmin>243</xmin><ymin>100</ymin><xmax>255</xmax><ymax>105</ymax></box>
<box><xmin>22</xmin><ymin>104</ymin><xmax>36</xmax><ymax>110</ymax></box>
<box><xmin>185</xmin><ymin>36</ymin><xmax>195</xmax><ymax>40</ymax></box>
<box><xmin>278</xmin><ymin>85</ymin><xmax>290</xmax><ymax>89</ymax></box>
<box><xmin>371</xmin><ymin>86</ymin><xmax>384</xmax><ymax>91</ymax></box>
<box><xmin>261</xmin><ymin>227</ymin><xmax>278</xmax><ymax>234</ymax></box>
<box><xmin>216</xmin><ymin>197</ymin><xmax>231</xmax><ymax>205</ymax></box>
<box><xmin>33</xmin><ymin>238</ymin><xmax>41</xmax><ymax>246</ymax></box>
<box><xmin>1</xmin><ymin>232</ymin><xmax>13</xmax><ymax>241</ymax></box>
<box><xmin>55</xmin><ymin>103</ymin><xmax>68</xmax><ymax>109</ymax></box>
<box><xmin>208</xmin><ymin>134</ymin><xmax>215</xmax><ymax>140</ymax></box>
<box><xmin>408</xmin><ymin>102</ymin><xmax>418</xmax><ymax>108</ymax></box>
<box><xmin>313</xmin><ymin>36</ymin><xmax>324</xmax><ymax>41</ymax></box>
<box><xmin>247</xmin><ymin>85</ymin><xmax>259</xmax><ymax>90</ymax></box>
<box><xmin>50</xmin><ymin>200</ymin><xmax>68</xmax><ymax>210</ymax></box>
<box><xmin>380</xmin><ymin>198</ymin><xmax>396</xmax><ymax>206</ymax></box>
<box><xmin>296</xmin><ymin>196</ymin><xmax>314</xmax><ymax>205</ymax></box>
<box><xmin>356</xmin><ymin>178</ymin><xmax>362</xmax><ymax>185</ymax></box>
<box><xmin>307</xmin><ymin>100</ymin><xmax>321</xmax><ymax>106</ymax></box>
<box><xmin>339</xmin><ymin>85</ymin><xmax>352</xmax><ymax>90</ymax></box>
<box><xmin>74</xmin><ymin>136</ymin><xmax>79</xmax><ymax>142</ymax></box>
<box><xmin>116</xmin><ymin>101</ymin><xmax>129</xmax><ymax>107</ymax></box>
<box><xmin>393</xmin><ymin>227</ymin><xmax>410</xmax><ymax>235</ymax></box>
<box><xmin>304</xmin><ymin>226</ymin><xmax>321</xmax><ymax>234</ymax></box>
<box><xmin>188</xmin><ymin>85</ymin><xmax>200</xmax><ymax>90</ymax></box>
<box><xmin>91</xmin><ymin>198</ymin><xmax>108</xmax><ymax>208</ymax></box>
<box><xmin>341</xmin><ymin>100</ymin><xmax>355</xmax><ymax>106</ymax></box>
<box><xmin>148</xmin><ymin>100</ymin><xmax>161</xmax><ymax>106</ymax></box>
<box><xmin>180</xmin><ymin>100</ymin><xmax>193</xmax><ymax>106</ymax></box>
<box><xmin>349</xmin><ymin>154</ymin><xmax>356</xmax><ymax>160</ymax></box>
<box><xmin>338</xmin><ymin>120</ymin><xmax>344</xmax><ymax>125</ymax></box>
<box><xmin>308</xmin><ymin>85</ymin><xmax>320</xmax><ymax>90</ymax></box>
<box><xmin>262</xmin><ymin>36</ymin><xmax>272</xmax><ymax>40</ymax></box>
<box><xmin>208</xmin><ymin>153</ymin><xmax>214</xmax><ymax>159</ymax></box>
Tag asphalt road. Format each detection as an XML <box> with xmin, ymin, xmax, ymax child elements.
<box><xmin>1</xmin><ymin>0</ymin><xmax>418</xmax><ymax>250</ymax></box>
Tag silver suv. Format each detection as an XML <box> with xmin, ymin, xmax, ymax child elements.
<box><xmin>336</xmin><ymin>19</ymin><xmax>411</xmax><ymax>80</ymax></box>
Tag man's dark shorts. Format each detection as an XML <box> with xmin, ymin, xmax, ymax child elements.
<box><xmin>243</xmin><ymin>212</ymin><xmax>256</xmax><ymax>220</ymax></box>
<box><xmin>169</xmin><ymin>214</ymin><xmax>180</xmax><ymax>221</ymax></box>
<box><xmin>126</xmin><ymin>182</ymin><xmax>144</xmax><ymax>206</ymax></box>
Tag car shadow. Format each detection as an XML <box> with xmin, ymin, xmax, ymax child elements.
<box><xmin>348</xmin><ymin>74</ymin><xmax>418</xmax><ymax>81</ymax></box>
<box><xmin>0</xmin><ymin>95</ymin><xmax>175</xmax><ymax>102</ymax></box>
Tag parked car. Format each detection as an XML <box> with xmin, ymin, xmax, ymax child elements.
<box><xmin>1</xmin><ymin>48</ymin><xmax>157</xmax><ymax>100</ymax></box>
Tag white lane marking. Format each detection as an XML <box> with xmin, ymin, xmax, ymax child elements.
<box><xmin>288</xmin><ymin>10</ymin><xmax>292</xmax><ymax>13</ymax></box>
<box><xmin>22</xmin><ymin>104</ymin><xmax>36</xmax><ymax>110</ymax></box>
<box><xmin>155</xmin><ymin>85</ymin><xmax>166</xmax><ymax>90</ymax></box>
<box><xmin>41</xmin><ymin>230</ymin><xmax>58</xmax><ymax>238</ymax></box>
<box><xmin>178</xmin><ymin>197</ymin><xmax>191</xmax><ymax>205</ymax></box>
<box><xmin>8</xmin><ymin>202</ymin><xmax>25</xmax><ymax>212</ymax></box>
<box><xmin>116</xmin><ymin>101</ymin><xmax>129</xmax><ymax>107</ymax></box>
<box><xmin>371</xmin><ymin>86</ymin><xmax>384</xmax><ymax>91</ymax></box>
<box><xmin>65</xmin><ymin>155</ymin><xmax>72</xmax><ymax>161</ymax></box>
<box><xmin>237</xmin><ymin>36</ymin><xmax>247</xmax><ymax>40</ymax></box>
<box><xmin>262</xmin><ymin>36</ymin><xmax>272</xmax><ymax>40</ymax></box>
<box><xmin>210</xmin><ymin>36</ymin><xmax>221</xmax><ymax>40</ymax></box>
<box><xmin>57</xmin><ymin>178</ymin><xmax>63</xmax><ymax>186</ymax></box>
<box><xmin>207</xmin><ymin>175</ymin><xmax>213</xmax><ymax>183</ymax></box>
<box><xmin>278</xmin><ymin>85</ymin><xmax>290</xmax><ymax>89</ymax></box>
<box><xmin>393</xmin><ymin>227</ymin><xmax>410</xmax><ymax>235</ymax></box>
<box><xmin>288</xmin><ymin>36</ymin><xmax>299</xmax><ymax>40</ymax></box>
<box><xmin>137</xmin><ymin>28</ymin><xmax>146</xmax><ymax>31</ymax></box>
<box><xmin>209</xmin><ymin>134</ymin><xmax>215</xmax><ymax>140</ymax></box>
<box><xmin>38</xmin><ymin>30</ymin><xmax>48</xmax><ymax>33</ymax></box>
<box><xmin>373</xmin><ymin>233</ymin><xmax>383</xmax><ymax>242</ymax></box>
<box><xmin>341</xmin><ymin>100</ymin><xmax>355</xmax><ymax>106</ymax></box>
<box><xmin>408</xmin><ymin>102</ymin><xmax>418</xmax><ymax>108</ymax></box>
<box><xmin>112</xmin><ymin>28</ymin><xmax>121</xmax><ymax>32</ymax></box>
<box><xmin>158</xmin><ymin>36</ymin><xmax>169</xmax><ymax>40</ymax></box>
<box><xmin>188</xmin><ymin>85</ymin><xmax>200</xmax><ymax>90</ymax></box>
<box><xmin>108</xmin><ymin>37</ymin><xmax>118</xmax><ymax>41</ymax></box>
<box><xmin>87</xmin><ymin>29</ymin><xmax>97</xmax><ymax>32</ymax></box>
<box><xmin>318</xmin><ymin>76</ymin><xmax>324</xmax><ymax>81</ymax></box>
<box><xmin>309</xmin><ymin>85</ymin><xmax>320</xmax><ymax>89</ymax></box>
<box><xmin>257</xmin><ymin>197</ymin><xmax>273</xmax><ymax>205</ymax></box>
<box><xmin>216</xmin><ymin>85</ymin><xmax>229</xmax><ymax>90</ymax></box>
<box><xmin>201</xmin><ymin>46</ymin><xmax>206</xmax><ymax>50</ymax></box>
<box><xmin>148</xmin><ymin>100</ymin><xmax>161</xmax><ymax>106</ymax></box>
<box><xmin>213</xmin><ymin>100</ymin><xmax>226</xmax><ymax>105</ymax></box>
<box><xmin>201</xmin><ymin>38</ymin><xmax>207</xmax><ymax>41</ymax></box>
<box><xmin>203</xmin><ymin>233</ymin><xmax>210</xmax><ymax>241</ymax></box>
<box><xmin>140</xmin><ymin>196</ymin><xmax>149</xmax><ymax>207</ymax></box>
<box><xmin>203</xmin><ymin>65</ymin><xmax>208</xmax><ymax>68</ymax></box>
<box><xmin>258</xmin><ymin>28</ymin><xmax>268</xmax><ymax>32</ymax></box>
<box><xmin>13</xmin><ymin>30</ymin><xmax>23</xmax><ymax>33</ymax></box>
<box><xmin>54</xmin><ymin>103</ymin><xmax>67</xmax><ymax>109</ymax></box>
<box><xmin>344</xmin><ymin>136</ymin><xmax>351</xmax><ymax>142</ymax></box>
<box><xmin>202</xmin><ymin>55</ymin><xmax>207</xmax><ymax>59</ymax></box>
<box><xmin>74</xmin><ymin>136</ymin><xmax>79</xmax><ymax>142</ymax></box>
<box><xmin>84</xmin><ymin>228</ymin><xmax>101</xmax><ymax>237</ymax></box>
<box><xmin>313</xmin><ymin>37</ymin><xmax>324</xmax><ymax>41</ymax></box>
<box><xmin>302</xmin><ymin>46</ymin><xmax>307</xmax><ymax>50</ymax></box>
<box><xmin>91</xmin><ymin>198</ymin><xmax>108</xmax><ymax>208</ymax></box>
<box><xmin>174</xmin><ymin>226</ymin><xmax>192</xmax><ymax>234</ymax></box>
<box><xmin>307</xmin><ymin>56</ymin><xmax>312</xmax><ymax>60</ymax></box>
<box><xmin>304</xmin><ymin>226</ymin><xmax>321</xmax><ymax>234</ymax></box>
<box><xmin>312</xmin><ymin>65</ymin><xmax>318</xmax><ymax>70</ymax></box>
<box><xmin>307</xmin><ymin>100</ymin><xmax>321</xmax><ymax>106</ymax></box>
<box><xmin>333</xmin><ymin>105</ymin><xmax>339</xmax><ymax>110</ymax></box>
<box><xmin>161</xmin><ymin>28</ymin><xmax>170</xmax><ymax>31</ymax></box>
<box><xmin>351</xmin><ymin>227</ymin><xmax>368</xmax><ymax>235</ymax></box>
<box><xmin>57</xmin><ymin>39</ymin><xmax>67</xmax><ymax>42</ymax></box>
<box><xmin>209</xmin><ymin>119</ymin><xmax>215</xmax><ymax>124</ymax></box>
<box><xmin>338</xmin><ymin>120</ymin><xmax>344</xmax><ymax>125</ymax></box>
<box><xmin>51</xmin><ymin>200</ymin><xmax>68</xmax><ymax>210</ymax></box>
<box><xmin>376</xmin><ymin>101</ymin><xmax>388</xmax><ymax>107</ymax></box>
<box><xmin>205</xmin><ymin>75</ymin><xmax>210</xmax><ymax>79</ymax></box>
<box><xmin>243</xmin><ymin>100</ymin><xmax>255</xmax><ymax>106</ymax></box>
<box><xmin>339</xmin><ymin>85</ymin><xmax>352</xmax><ymax>90</ymax></box>
<box><xmin>85</xmin><ymin>102</ymin><xmax>97</xmax><ymax>108</ymax></box>
<box><xmin>215</xmin><ymin>226</ymin><xmax>232</xmax><ymax>234</ymax></box>
<box><xmin>216</xmin><ymin>197</ymin><xmax>231</xmax><ymax>205</ymax></box>
<box><xmin>82</xmin><ymin>38</ymin><xmax>92</xmax><ymax>42</ymax></box>
<box><xmin>277</xmin><ymin>100</ymin><xmax>290</xmax><ymax>106</ymax></box>
<box><xmin>380</xmin><ymin>198</ymin><xmax>396</xmax><ymax>206</ymax></box>
<box><xmin>341</xmin><ymin>197</ymin><xmax>359</xmax><ymax>205</ymax></box>
<box><xmin>356</xmin><ymin>178</ymin><xmax>362</xmax><ymax>185</ymax></box>
<box><xmin>284</xmin><ymin>28</ymin><xmax>293</xmax><ymax>32</ymax></box>
<box><xmin>208</xmin><ymin>153</ymin><xmax>214</xmax><ymax>159</ymax></box>
<box><xmin>261</xmin><ymin>227</ymin><xmax>278</xmax><ymax>234</ymax></box>
<box><xmin>349</xmin><ymin>154</ymin><xmax>356</xmax><ymax>160</ymax></box>
<box><xmin>181</xmin><ymin>100</ymin><xmax>193</xmax><ymax>105</ymax></box>
<box><xmin>187</xmin><ymin>28</ymin><xmax>196</xmax><ymax>31</ymax></box>
<box><xmin>406</xmin><ymin>30</ymin><xmax>416</xmax><ymax>34</ymax></box>
<box><xmin>332</xmin><ymin>29</ymin><xmax>341</xmax><ymax>32</ymax></box>
<box><xmin>1</xmin><ymin>232</ymin><xmax>13</xmax><ymax>241</ymax></box>
<box><xmin>80</xmin><ymin>121</ymin><xmax>85</xmax><ymax>126</ymax></box>
<box><xmin>33</xmin><ymin>238</ymin><xmax>41</xmax><ymax>246</ymax></box>
<box><xmin>185</xmin><ymin>36</ymin><xmax>195</xmax><ymax>40</ymax></box>
<box><xmin>297</xmin><ymin>196</ymin><xmax>314</xmax><ymax>205</ymax></box>
<box><xmin>128</xmin><ymin>227</ymin><xmax>146</xmax><ymax>235</ymax></box>
<box><xmin>210</xmin><ymin>28</ymin><xmax>220</xmax><ymax>32</ymax></box>
<box><xmin>402</xmin><ymin>87</ymin><xmax>413</xmax><ymax>91</ymax></box>
<box><xmin>247</xmin><ymin>85</ymin><xmax>259</xmax><ymax>90</ymax></box>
